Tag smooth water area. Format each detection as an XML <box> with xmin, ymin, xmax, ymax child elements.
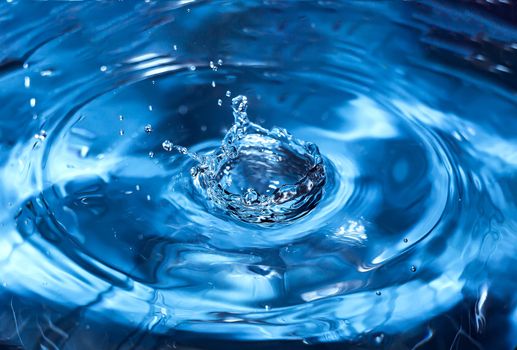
<box><xmin>0</xmin><ymin>1</ymin><xmax>516</xmax><ymax>349</ymax></box>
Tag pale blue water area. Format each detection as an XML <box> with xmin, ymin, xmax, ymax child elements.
<box><xmin>0</xmin><ymin>1</ymin><xmax>516</xmax><ymax>349</ymax></box>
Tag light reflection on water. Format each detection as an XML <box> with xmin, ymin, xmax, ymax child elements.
<box><xmin>0</xmin><ymin>1</ymin><xmax>516</xmax><ymax>349</ymax></box>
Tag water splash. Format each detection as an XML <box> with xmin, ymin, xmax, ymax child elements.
<box><xmin>179</xmin><ymin>95</ymin><xmax>327</xmax><ymax>224</ymax></box>
<box><xmin>0</xmin><ymin>1</ymin><xmax>516</xmax><ymax>349</ymax></box>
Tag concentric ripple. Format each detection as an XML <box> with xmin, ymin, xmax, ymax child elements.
<box><xmin>0</xmin><ymin>1</ymin><xmax>516</xmax><ymax>349</ymax></box>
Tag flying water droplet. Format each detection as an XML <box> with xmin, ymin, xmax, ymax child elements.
<box><xmin>144</xmin><ymin>124</ymin><xmax>152</xmax><ymax>134</ymax></box>
<box><xmin>162</xmin><ymin>140</ymin><xmax>173</xmax><ymax>152</ymax></box>
<box><xmin>34</xmin><ymin>130</ymin><xmax>47</xmax><ymax>141</ymax></box>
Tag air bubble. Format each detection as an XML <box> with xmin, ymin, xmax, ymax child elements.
<box><xmin>144</xmin><ymin>124</ymin><xmax>152</xmax><ymax>134</ymax></box>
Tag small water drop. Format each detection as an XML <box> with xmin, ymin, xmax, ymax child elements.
<box><xmin>119</xmin><ymin>115</ymin><xmax>124</xmax><ymax>121</ymax></box>
<box><xmin>162</xmin><ymin>140</ymin><xmax>173</xmax><ymax>152</ymax></box>
<box><xmin>144</xmin><ymin>124</ymin><xmax>152</xmax><ymax>134</ymax></box>
<box><xmin>243</xmin><ymin>188</ymin><xmax>259</xmax><ymax>205</ymax></box>
<box><xmin>217</xmin><ymin>59</ymin><xmax>223</xmax><ymax>65</ymax></box>
<box><xmin>100</xmin><ymin>65</ymin><xmax>107</xmax><ymax>72</ymax></box>
<box><xmin>376</xmin><ymin>290</ymin><xmax>382</xmax><ymax>296</ymax></box>
<box><xmin>119</xmin><ymin>129</ymin><xmax>124</xmax><ymax>136</ymax></box>
<box><xmin>148</xmin><ymin>151</ymin><xmax>154</xmax><ymax>158</ymax></box>
<box><xmin>403</xmin><ymin>238</ymin><xmax>408</xmax><ymax>243</ymax></box>
<box><xmin>173</xmin><ymin>44</ymin><xmax>177</xmax><ymax>51</ymax></box>
<box><xmin>148</xmin><ymin>105</ymin><xmax>153</xmax><ymax>111</ymax></box>
<box><xmin>218</xmin><ymin>99</ymin><xmax>223</xmax><ymax>106</ymax></box>
<box><xmin>40</xmin><ymin>69</ymin><xmax>53</xmax><ymax>77</ymax></box>
<box><xmin>24</xmin><ymin>76</ymin><xmax>30</xmax><ymax>88</ymax></box>
<box><xmin>211</xmin><ymin>81</ymin><xmax>216</xmax><ymax>88</ymax></box>
<box><xmin>410</xmin><ymin>265</ymin><xmax>417</xmax><ymax>272</ymax></box>
<box><xmin>189</xmin><ymin>65</ymin><xmax>196</xmax><ymax>71</ymax></box>
<box><xmin>374</xmin><ymin>333</ymin><xmax>384</xmax><ymax>345</ymax></box>
<box><xmin>231</xmin><ymin>95</ymin><xmax>248</xmax><ymax>114</ymax></box>
<box><xmin>23</xmin><ymin>63</ymin><xmax>28</xmax><ymax>69</ymax></box>
<box><xmin>175</xmin><ymin>146</ymin><xmax>188</xmax><ymax>154</ymax></box>
<box><xmin>34</xmin><ymin>130</ymin><xmax>47</xmax><ymax>140</ymax></box>
<box><xmin>30</xmin><ymin>98</ymin><xmax>36</xmax><ymax>108</ymax></box>
<box><xmin>226</xmin><ymin>90</ymin><xmax>231</xmax><ymax>97</ymax></box>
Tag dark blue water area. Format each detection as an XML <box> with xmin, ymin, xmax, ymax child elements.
<box><xmin>0</xmin><ymin>1</ymin><xmax>517</xmax><ymax>349</ymax></box>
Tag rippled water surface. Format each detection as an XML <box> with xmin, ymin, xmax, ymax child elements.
<box><xmin>1</xmin><ymin>1</ymin><xmax>517</xmax><ymax>349</ymax></box>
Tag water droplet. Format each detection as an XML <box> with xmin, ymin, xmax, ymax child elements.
<box><xmin>175</xmin><ymin>146</ymin><xmax>188</xmax><ymax>154</ymax></box>
<box><xmin>162</xmin><ymin>140</ymin><xmax>173</xmax><ymax>152</ymax></box>
<box><xmin>148</xmin><ymin>105</ymin><xmax>153</xmax><ymax>111</ymax></box>
<box><xmin>119</xmin><ymin>115</ymin><xmax>124</xmax><ymax>121</ymax></box>
<box><xmin>217</xmin><ymin>99</ymin><xmax>222</xmax><ymax>106</ymax></box>
<box><xmin>374</xmin><ymin>333</ymin><xmax>384</xmax><ymax>345</ymax></box>
<box><xmin>376</xmin><ymin>290</ymin><xmax>382</xmax><ymax>296</ymax></box>
<box><xmin>24</xmin><ymin>76</ymin><xmax>30</xmax><ymax>88</ymax></box>
<box><xmin>410</xmin><ymin>265</ymin><xmax>417</xmax><ymax>272</ymax></box>
<box><xmin>173</xmin><ymin>44</ymin><xmax>177</xmax><ymax>51</ymax></box>
<box><xmin>189</xmin><ymin>65</ymin><xmax>196</xmax><ymax>71</ymax></box>
<box><xmin>148</xmin><ymin>151</ymin><xmax>154</xmax><ymax>158</ymax></box>
<box><xmin>119</xmin><ymin>129</ymin><xmax>124</xmax><ymax>136</ymax></box>
<box><xmin>144</xmin><ymin>124</ymin><xmax>152</xmax><ymax>134</ymax></box>
<box><xmin>100</xmin><ymin>65</ymin><xmax>107</xmax><ymax>72</ymax></box>
<box><xmin>217</xmin><ymin>59</ymin><xmax>223</xmax><ymax>65</ymax></box>
<box><xmin>200</xmin><ymin>125</ymin><xmax>207</xmax><ymax>132</ymax></box>
<box><xmin>211</xmin><ymin>81</ymin><xmax>216</xmax><ymax>88</ymax></box>
<box><xmin>29</xmin><ymin>98</ymin><xmax>36</xmax><ymax>108</ymax></box>
<box><xmin>231</xmin><ymin>95</ymin><xmax>248</xmax><ymax>114</ymax></box>
<box><xmin>23</xmin><ymin>63</ymin><xmax>28</xmax><ymax>69</ymax></box>
<box><xmin>80</xmin><ymin>146</ymin><xmax>89</xmax><ymax>158</ymax></box>
<box><xmin>243</xmin><ymin>188</ymin><xmax>259</xmax><ymax>205</ymax></box>
<box><xmin>226</xmin><ymin>90</ymin><xmax>231</xmax><ymax>97</ymax></box>
<box><xmin>178</xmin><ymin>105</ymin><xmax>188</xmax><ymax>114</ymax></box>
<box><xmin>40</xmin><ymin>69</ymin><xmax>53</xmax><ymax>77</ymax></box>
<box><xmin>34</xmin><ymin>130</ymin><xmax>47</xmax><ymax>140</ymax></box>
<box><xmin>403</xmin><ymin>238</ymin><xmax>408</xmax><ymax>243</ymax></box>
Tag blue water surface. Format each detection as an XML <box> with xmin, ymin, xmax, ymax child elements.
<box><xmin>0</xmin><ymin>1</ymin><xmax>516</xmax><ymax>349</ymax></box>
